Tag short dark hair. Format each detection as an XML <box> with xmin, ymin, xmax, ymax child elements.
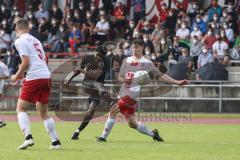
<box><xmin>132</xmin><ymin>39</ymin><xmax>144</xmax><ymax>46</ymax></box>
<box><xmin>95</xmin><ymin>45</ymin><xmax>106</xmax><ymax>58</ymax></box>
<box><xmin>16</xmin><ymin>19</ymin><xmax>29</xmax><ymax>30</ymax></box>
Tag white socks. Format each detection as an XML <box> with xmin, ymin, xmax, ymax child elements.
<box><xmin>101</xmin><ymin>118</ymin><xmax>116</xmax><ymax>139</ymax></box>
<box><xmin>44</xmin><ymin>118</ymin><xmax>59</xmax><ymax>142</ymax></box>
<box><xmin>136</xmin><ymin>122</ymin><xmax>154</xmax><ymax>137</ymax></box>
<box><xmin>17</xmin><ymin>112</ymin><xmax>31</xmax><ymax>138</ymax></box>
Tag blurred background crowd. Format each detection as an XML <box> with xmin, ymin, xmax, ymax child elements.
<box><xmin>0</xmin><ymin>0</ymin><xmax>239</xmax><ymax>81</ymax></box>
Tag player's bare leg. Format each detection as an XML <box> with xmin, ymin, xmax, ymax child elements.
<box><xmin>127</xmin><ymin>114</ymin><xmax>164</xmax><ymax>142</ymax></box>
<box><xmin>16</xmin><ymin>99</ymin><xmax>34</xmax><ymax>150</ymax></box>
<box><xmin>96</xmin><ymin>104</ymin><xmax>119</xmax><ymax>142</ymax></box>
<box><xmin>36</xmin><ymin>102</ymin><xmax>61</xmax><ymax>149</ymax></box>
<box><xmin>71</xmin><ymin>101</ymin><xmax>98</xmax><ymax>140</ymax></box>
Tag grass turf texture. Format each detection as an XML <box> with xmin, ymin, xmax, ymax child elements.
<box><xmin>0</xmin><ymin>122</ymin><xmax>240</xmax><ymax>160</ymax></box>
<box><xmin>2</xmin><ymin>112</ymin><xmax>240</xmax><ymax>119</ymax></box>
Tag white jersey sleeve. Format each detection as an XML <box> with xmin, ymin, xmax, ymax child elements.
<box><xmin>15</xmin><ymin>39</ymin><xmax>28</xmax><ymax>57</ymax></box>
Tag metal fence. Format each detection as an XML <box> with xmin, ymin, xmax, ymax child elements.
<box><xmin>60</xmin><ymin>80</ymin><xmax>240</xmax><ymax>113</ymax></box>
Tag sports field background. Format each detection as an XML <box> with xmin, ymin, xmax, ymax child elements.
<box><xmin>0</xmin><ymin>113</ymin><xmax>240</xmax><ymax>160</ymax></box>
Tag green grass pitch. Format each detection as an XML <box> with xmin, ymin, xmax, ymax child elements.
<box><xmin>0</xmin><ymin>121</ymin><xmax>240</xmax><ymax>160</ymax></box>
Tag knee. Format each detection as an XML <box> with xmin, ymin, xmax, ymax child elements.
<box><xmin>39</xmin><ymin>111</ymin><xmax>49</xmax><ymax>120</ymax></box>
<box><xmin>109</xmin><ymin>109</ymin><xmax>117</xmax><ymax>118</ymax></box>
<box><xmin>16</xmin><ymin>105</ymin><xmax>26</xmax><ymax>113</ymax></box>
<box><xmin>128</xmin><ymin>122</ymin><xmax>137</xmax><ymax>129</ymax></box>
<box><xmin>87</xmin><ymin>107</ymin><xmax>96</xmax><ymax>115</ymax></box>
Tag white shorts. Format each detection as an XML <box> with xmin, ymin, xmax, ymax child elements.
<box><xmin>0</xmin><ymin>80</ymin><xmax>5</xmax><ymax>94</ymax></box>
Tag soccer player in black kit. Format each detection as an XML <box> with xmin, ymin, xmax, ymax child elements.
<box><xmin>64</xmin><ymin>46</ymin><xmax>113</xmax><ymax>140</ymax></box>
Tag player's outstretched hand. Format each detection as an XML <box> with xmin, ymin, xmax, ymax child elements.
<box><xmin>177</xmin><ymin>79</ymin><xmax>190</xmax><ymax>86</ymax></box>
<box><xmin>63</xmin><ymin>81</ymin><xmax>70</xmax><ymax>87</ymax></box>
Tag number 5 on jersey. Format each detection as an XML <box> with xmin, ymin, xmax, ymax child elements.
<box><xmin>33</xmin><ymin>43</ymin><xmax>45</xmax><ymax>61</ymax></box>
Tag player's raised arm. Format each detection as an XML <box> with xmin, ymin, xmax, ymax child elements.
<box><xmin>118</xmin><ymin>59</ymin><xmax>127</xmax><ymax>83</ymax></box>
<box><xmin>64</xmin><ymin>67</ymin><xmax>83</xmax><ymax>86</ymax></box>
<box><xmin>159</xmin><ymin>74</ymin><xmax>189</xmax><ymax>86</ymax></box>
<box><xmin>149</xmin><ymin>62</ymin><xmax>189</xmax><ymax>86</ymax></box>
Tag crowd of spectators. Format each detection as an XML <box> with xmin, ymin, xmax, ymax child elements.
<box><xmin>0</xmin><ymin>0</ymin><xmax>239</xmax><ymax>81</ymax></box>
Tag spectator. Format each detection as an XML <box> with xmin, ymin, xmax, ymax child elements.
<box><xmin>155</xmin><ymin>38</ymin><xmax>170</xmax><ymax>64</ymax></box>
<box><xmin>151</xmin><ymin>23</ymin><xmax>165</xmax><ymax>41</ymax></box>
<box><xmin>122</xmin><ymin>40</ymin><xmax>132</xmax><ymax>57</ymax></box>
<box><xmin>44</xmin><ymin>18</ymin><xmax>61</xmax><ymax>52</ymax></box>
<box><xmin>211</xmin><ymin>13</ymin><xmax>220</xmax><ymax>24</ymax></box>
<box><xmin>141</xmin><ymin>20</ymin><xmax>153</xmax><ymax>35</ymax></box>
<box><xmin>178</xmin><ymin>9</ymin><xmax>191</xmax><ymax>28</ymax></box>
<box><xmin>226</xmin><ymin>1</ymin><xmax>237</xmax><ymax>22</ymax></box>
<box><xmin>107</xmin><ymin>44</ymin><xmax>126</xmax><ymax>81</ymax></box>
<box><xmin>41</xmin><ymin>0</ymin><xmax>53</xmax><ymax>11</ymax></box>
<box><xmin>35</xmin><ymin>4</ymin><xmax>49</xmax><ymax>20</ymax></box>
<box><xmin>68</xmin><ymin>24</ymin><xmax>82</xmax><ymax>53</ymax></box>
<box><xmin>76</xmin><ymin>2</ymin><xmax>87</xmax><ymax>25</ymax></box>
<box><xmin>25</xmin><ymin>10</ymin><xmax>37</xmax><ymax>24</ymax></box>
<box><xmin>0</xmin><ymin>61</ymin><xmax>9</xmax><ymax>97</ymax></box>
<box><xmin>29</xmin><ymin>20</ymin><xmax>40</xmax><ymax>40</ymax></box>
<box><xmin>210</xmin><ymin>21</ymin><xmax>220</xmax><ymax>35</ymax></box>
<box><xmin>113</xmin><ymin>1</ymin><xmax>127</xmax><ymax>34</ymax></box>
<box><xmin>124</xmin><ymin>20</ymin><xmax>135</xmax><ymax>40</ymax></box>
<box><xmin>175</xmin><ymin>17</ymin><xmax>183</xmax><ymax>31</ymax></box>
<box><xmin>219</xmin><ymin>10</ymin><xmax>229</xmax><ymax>24</ymax></box>
<box><xmin>3</xmin><ymin>49</ymin><xmax>20</xmax><ymax>76</ymax></box>
<box><xmin>203</xmin><ymin>28</ymin><xmax>217</xmax><ymax>50</ymax></box>
<box><xmin>64</xmin><ymin>4</ymin><xmax>74</xmax><ymax>17</ymax></box>
<box><xmin>190</xmin><ymin>25</ymin><xmax>202</xmax><ymax>39</ymax></box>
<box><xmin>208</xmin><ymin>0</ymin><xmax>222</xmax><ymax>22</ymax></box>
<box><xmin>193</xmin><ymin>14</ymin><xmax>207</xmax><ymax>34</ymax></box>
<box><xmin>132</xmin><ymin>28</ymin><xmax>142</xmax><ymax>40</ymax></box>
<box><xmin>187</xmin><ymin>0</ymin><xmax>199</xmax><ymax>21</ymax></box>
<box><xmin>94</xmin><ymin>15</ymin><xmax>110</xmax><ymax>43</ymax></box>
<box><xmin>82</xmin><ymin>11</ymin><xmax>95</xmax><ymax>44</ymax></box>
<box><xmin>199</xmin><ymin>9</ymin><xmax>208</xmax><ymax>22</ymax></box>
<box><xmin>112</xmin><ymin>47</ymin><xmax>127</xmax><ymax>73</ymax></box>
<box><xmin>110</xmin><ymin>60</ymin><xmax>121</xmax><ymax>80</ymax></box>
<box><xmin>0</xmin><ymin>4</ymin><xmax>11</xmax><ymax>21</ymax></box>
<box><xmin>49</xmin><ymin>4</ymin><xmax>63</xmax><ymax>22</ymax></box>
<box><xmin>190</xmin><ymin>36</ymin><xmax>203</xmax><ymax>69</ymax></box>
<box><xmin>197</xmin><ymin>47</ymin><xmax>213</xmax><ymax>68</ymax></box>
<box><xmin>1</xmin><ymin>19</ymin><xmax>11</xmax><ymax>34</ymax></box>
<box><xmin>158</xmin><ymin>2</ymin><xmax>169</xmax><ymax>25</ymax></box>
<box><xmin>0</xmin><ymin>28</ymin><xmax>11</xmax><ymax>52</ymax></box>
<box><xmin>132</xmin><ymin>0</ymin><xmax>145</xmax><ymax>23</ymax></box>
<box><xmin>165</xmin><ymin>9</ymin><xmax>177</xmax><ymax>37</ymax></box>
<box><xmin>212</xmin><ymin>34</ymin><xmax>229</xmax><ymax>61</ymax></box>
<box><xmin>226</xmin><ymin>14</ymin><xmax>238</xmax><ymax>34</ymax></box>
<box><xmin>72</xmin><ymin>10</ymin><xmax>83</xmax><ymax>25</ymax></box>
<box><xmin>143</xmin><ymin>34</ymin><xmax>154</xmax><ymax>54</ymax></box>
<box><xmin>58</xmin><ymin>25</ymin><xmax>71</xmax><ymax>54</ymax></box>
<box><xmin>176</xmin><ymin>21</ymin><xmax>190</xmax><ymax>40</ymax></box>
<box><xmin>179</xmin><ymin>48</ymin><xmax>193</xmax><ymax>72</ymax></box>
<box><xmin>222</xmin><ymin>23</ymin><xmax>235</xmax><ymax>45</ymax></box>
<box><xmin>144</xmin><ymin>46</ymin><xmax>153</xmax><ymax>60</ymax></box>
<box><xmin>90</xmin><ymin>2</ymin><xmax>99</xmax><ymax>23</ymax></box>
<box><xmin>171</xmin><ymin>36</ymin><xmax>182</xmax><ymax>60</ymax></box>
<box><xmin>220</xmin><ymin>29</ymin><xmax>230</xmax><ymax>45</ymax></box>
<box><xmin>38</xmin><ymin>18</ymin><xmax>50</xmax><ymax>42</ymax></box>
<box><xmin>102</xmin><ymin>0</ymin><xmax>114</xmax><ymax>14</ymax></box>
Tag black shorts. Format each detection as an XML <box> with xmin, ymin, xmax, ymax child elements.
<box><xmin>83</xmin><ymin>80</ymin><xmax>105</xmax><ymax>105</ymax></box>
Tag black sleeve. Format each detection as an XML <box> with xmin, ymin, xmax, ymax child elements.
<box><xmin>80</xmin><ymin>55</ymin><xmax>88</xmax><ymax>69</ymax></box>
<box><xmin>96</xmin><ymin>59</ymin><xmax>108</xmax><ymax>82</ymax></box>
